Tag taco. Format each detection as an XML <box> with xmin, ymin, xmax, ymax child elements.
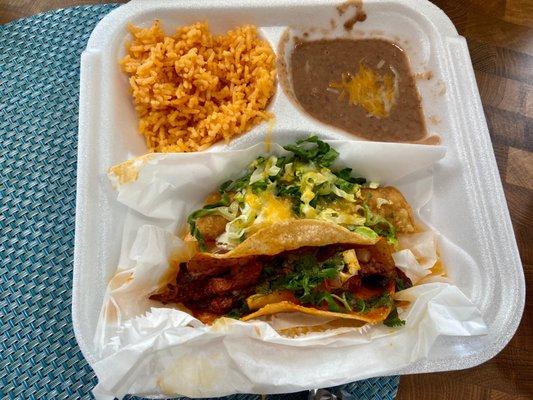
<box><xmin>151</xmin><ymin>136</ymin><xmax>414</xmax><ymax>327</ymax></box>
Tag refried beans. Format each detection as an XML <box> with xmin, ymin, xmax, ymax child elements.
<box><xmin>290</xmin><ymin>38</ymin><xmax>427</xmax><ymax>142</ymax></box>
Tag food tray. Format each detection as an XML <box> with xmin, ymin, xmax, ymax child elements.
<box><xmin>73</xmin><ymin>0</ymin><xmax>524</xmax><ymax>391</ymax></box>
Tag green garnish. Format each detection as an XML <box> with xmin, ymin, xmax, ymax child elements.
<box><xmin>344</xmin><ymin>292</ymin><xmax>394</xmax><ymax>313</ymax></box>
<box><xmin>335</xmin><ymin>178</ymin><xmax>355</xmax><ymax>193</ymax></box>
<box><xmin>383</xmin><ymin>307</ymin><xmax>406</xmax><ymax>328</ymax></box>
<box><xmin>218</xmin><ymin>173</ymin><xmax>252</xmax><ymax>194</ymax></box>
<box><xmin>276</xmin><ymin>156</ymin><xmax>288</xmax><ymax>168</ymax></box>
<box><xmin>315</xmin><ymin>292</ymin><xmax>341</xmax><ymax>312</ymax></box>
<box><xmin>362</xmin><ymin>203</ymin><xmax>397</xmax><ymax>244</ymax></box>
<box><xmin>283</xmin><ymin>135</ymin><xmax>339</xmax><ymax>167</ymax></box>
<box><xmin>187</xmin><ymin>193</ymin><xmax>230</xmax><ymax>251</ymax></box>
<box><xmin>223</xmin><ymin>246</ymin><xmax>401</xmax><ymax>324</ymax></box>
<box><xmin>187</xmin><ymin>135</ymin><xmax>399</xmax><ymax>250</ymax></box>
<box><xmin>261</xmin><ymin>253</ymin><xmax>344</xmax><ymax>303</ymax></box>
<box><xmin>395</xmin><ymin>277</ymin><xmax>408</xmax><ymax>291</ymax></box>
<box><xmin>276</xmin><ymin>184</ymin><xmax>301</xmax><ymax>198</ymax></box>
<box><xmin>351</xmin><ymin>297</ymin><xmax>368</xmax><ymax>313</ymax></box>
<box><xmin>334</xmin><ymin>168</ymin><xmax>366</xmax><ymax>185</ymax></box>
<box><xmin>252</xmin><ymin>250</ymin><xmax>395</xmax><ymax>317</ymax></box>
<box><xmin>333</xmin><ymin>168</ymin><xmax>366</xmax><ymax>193</ymax></box>
<box><xmin>349</xmin><ymin>226</ymin><xmax>380</xmax><ymax>239</ymax></box>
<box><xmin>225</xmin><ymin>302</ymin><xmax>250</xmax><ymax>319</ymax></box>
<box><xmin>276</xmin><ymin>184</ymin><xmax>302</xmax><ymax>215</ymax></box>
<box><xmin>270</xmin><ymin>254</ymin><xmax>340</xmax><ymax>295</ymax></box>
<box><xmin>250</xmin><ymin>179</ymin><xmax>268</xmax><ymax>194</ymax></box>
<box><xmin>365</xmin><ymin>292</ymin><xmax>394</xmax><ymax>309</ymax></box>
<box><xmin>331</xmin><ymin>292</ymin><xmax>353</xmax><ymax>312</ymax></box>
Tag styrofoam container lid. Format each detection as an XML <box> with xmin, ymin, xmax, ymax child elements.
<box><xmin>73</xmin><ymin>0</ymin><xmax>524</xmax><ymax>391</ymax></box>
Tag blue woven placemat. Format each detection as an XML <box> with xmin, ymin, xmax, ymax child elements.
<box><xmin>0</xmin><ymin>5</ymin><xmax>400</xmax><ymax>399</ymax></box>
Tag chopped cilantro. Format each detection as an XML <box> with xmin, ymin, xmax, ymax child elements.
<box><xmin>333</xmin><ymin>168</ymin><xmax>366</xmax><ymax>193</ymax></box>
<box><xmin>330</xmin><ymin>293</ymin><xmax>353</xmax><ymax>312</ymax></box>
<box><xmin>334</xmin><ymin>168</ymin><xmax>366</xmax><ymax>185</ymax></box>
<box><xmin>250</xmin><ymin>179</ymin><xmax>268</xmax><ymax>194</ymax></box>
<box><xmin>395</xmin><ymin>277</ymin><xmax>408</xmax><ymax>291</ymax></box>
<box><xmin>345</xmin><ymin>292</ymin><xmax>394</xmax><ymax>314</ymax></box>
<box><xmin>383</xmin><ymin>307</ymin><xmax>406</xmax><ymax>328</ymax></box>
<box><xmin>276</xmin><ymin>184</ymin><xmax>302</xmax><ymax>215</ymax></box>
<box><xmin>315</xmin><ymin>292</ymin><xmax>341</xmax><ymax>312</ymax></box>
<box><xmin>283</xmin><ymin>136</ymin><xmax>339</xmax><ymax>167</ymax></box>
<box><xmin>275</xmin><ymin>156</ymin><xmax>290</xmax><ymax>169</ymax></box>
<box><xmin>366</xmin><ymin>292</ymin><xmax>394</xmax><ymax>309</ymax></box>
<box><xmin>320</xmin><ymin>254</ymin><xmax>345</xmax><ymax>270</ymax></box>
<box><xmin>218</xmin><ymin>180</ymin><xmax>233</xmax><ymax>193</ymax></box>
<box><xmin>277</xmin><ymin>184</ymin><xmax>301</xmax><ymax>198</ymax></box>
<box><xmin>225</xmin><ymin>302</ymin><xmax>250</xmax><ymax>319</ymax></box>
<box><xmin>335</xmin><ymin>178</ymin><xmax>354</xmax><ymax>193</ymax></box>
<box><xmin>351</xmin><ymin>297</ymin><xmax>367</xmax><ymax>313</ymax></box>
<box><xmin>218</xmin><ymin>172</ymin><xmax>252</xmax><ymax>194</ymax></box>
<box><xmin>268</xmin><ymin>253</ymin><xmax>343</xmax><ymax>302</ymax></box>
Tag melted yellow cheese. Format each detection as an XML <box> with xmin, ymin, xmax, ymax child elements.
<box><xmin>330</xmin><ymin>63</ymin><xmax>396</xmax><ymax>118</ymax></box>
<box><xmin>245</xmin><ymin>191</ymin><xmax>294</xmax><ymax>234</ymax></box>
<box><xmin>244</xmin><ymin>192</ymin><xmax>262</xmax><ymax>210</ymax></box>
<box><xmin>260</xmin><ymin>193</ymin><xmax>293</xmax><ymax>221</ymax></box>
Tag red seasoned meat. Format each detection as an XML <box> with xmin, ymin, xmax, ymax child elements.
<box><xmin>342</xmin><ymin>275</ymin><xmax>362</xmax><ymax>293</ymax></box>
<box><xmin>204</xmin><ymin>261</ymin><xmax>262</xmax><ymax>295</ymax></box>
<box><xmin>187</xmin><ymin>254</ymin><xmax>256</xmax><ymax>279</ymax></box>
<box><xmin>357</xmin><ymin>239</ymin><xmax>396</xmax><ymax>278</ymax></box>
<box><xmin>150</xmin><ymin>260</ymin><xmax>262</xmax><ymax>305</ymax></box>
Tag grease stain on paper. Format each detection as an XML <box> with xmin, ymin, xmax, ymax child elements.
<box><xmin>108</xmin><ymin>153</ymin><xmax>156</xmax><ymax>185</ymax></box>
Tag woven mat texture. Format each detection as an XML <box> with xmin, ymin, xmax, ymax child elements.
<box><xmin>0</xmin><ymin>5</ymin><xmax>399</xmax><ymax>399</ymax></box>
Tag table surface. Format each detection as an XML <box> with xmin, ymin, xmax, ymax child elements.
<box><xmin>1</xmin><ymin>0</ymin><xmax>531</xmax><ymax>399</ymax></box>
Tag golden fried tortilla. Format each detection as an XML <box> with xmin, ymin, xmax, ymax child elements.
<box><xmin>196</xmin><ymin>214</ymin><xmax>228</xmax><ymax>241</ymax></box>
<box><xmin>361</xmin><ymin>187</ymin><xmax>415</xmax><ymax>233</ymax></box>
<box><xmin>241</xmin><ymin>301</ymin><xmax>392</xmax><ymax>324</ymax></box>
<box><xmin>196</xmin><ymin>219</ymin><xmax>379</xmax><ymax>260</ymax></box>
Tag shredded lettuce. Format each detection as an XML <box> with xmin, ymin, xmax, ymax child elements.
<box><xmin>362</xmin><ymin>203</ymin><xmax>397</xmax><ymax>244</ymax></box>
<box><xmin>188</xmin><ymin>135</ymin><xmax>399</xmax><ymax>249</ymax></box>
<box><xmin>217</xmin><ymin>202</ymin><xmax>257</xmax><ymax>248</ymax></box>
<box><xmin>249</xmin><ymin>156</ymin><xmax>281</xmax><ymax>184</ymax></box>
<box><xmin>317</xmin><ymin>208</ymin><xmax>366</xmax><ymax>226</ymax></box>
<box><xmin>349</xmin><ymin>225</ymin><xmax>379</xmax><ymax>239</ymax></box>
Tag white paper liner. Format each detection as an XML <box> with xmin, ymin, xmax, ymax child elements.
<box><xmin>93</xmin><ymin>140</ymin><xmax>487</xmax><ymax>399</ymax></box>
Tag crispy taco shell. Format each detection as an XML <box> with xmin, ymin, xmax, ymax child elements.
<box><xmin>196</xmin><ymin>219</ymin><xmax>379</xmax><ymax>260</ymax></box>
<box><xmin>241</xmin><ymin>301</ymin><xmax>392</xmax><ymax>324</ymax></box>
<box><xmin>241</xmin><ymin>280</ymin><xmax>396</xmax><ymax>325</ymax></box>
<box><xmin>163</xmin><ymin>220</ymin><xmax>399</xmax><ymax>326</ymax></box>
<box><xmin>278</xmin><ymin>318</ymin><xmax>368</xmax><ymax>337</ymax></box>
<box><xmin>361</xmin><ymin>186</ymin><xmax>415</xmax><ymax>233</ymax></box>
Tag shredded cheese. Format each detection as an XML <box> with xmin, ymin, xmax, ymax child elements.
<box><xmin>330</xmin><ymin>63</ymin><xmax>397</xmax><ymax>118</ymax></box>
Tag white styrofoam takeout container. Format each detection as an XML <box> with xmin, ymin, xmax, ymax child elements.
<box><xmin>73</xmin><ymin>0</ymin><xmax>524</xmax><ymax>390</ymax></box>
